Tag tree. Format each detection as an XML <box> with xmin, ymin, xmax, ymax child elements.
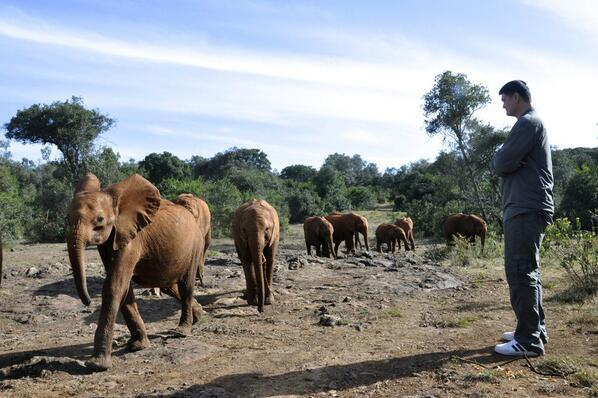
<box><xmin>560</xmin><ymin>165</ymin><xmax>598</xmax><ymax>230</ymax></box>
<box><xmin>280</xmin><ymin>164</ymin><xmax>317</xmax><ymax>182</ymax></box>
<box><xmin>197</xmin><ymin>147</ymin><xmax>271</xmax><ymax>179</ymax></box>
<box><xmin>423</xmin><ymin>71</ymin><xmax>491</xmax><ymax>220</ymax></box>
<box><xmin>4</xmin><ymin>96</ymin><xmax>114</xmax><ymax>186</ymax></box>
<box><xmin>138</xmin><ymin>152</ymin><xmax>191</xmax><ymax>185</ymax></box>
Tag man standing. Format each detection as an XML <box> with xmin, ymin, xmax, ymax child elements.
<box><xmin>492</xmin><ymin>80</ymin><xmax>554</xmax><ymax>357</ymax></box>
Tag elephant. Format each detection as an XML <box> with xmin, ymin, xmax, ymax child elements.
<box><xmin>303</xmin><ymin>216</ymin><xmax>336</xmax><ymax>259</ymax></box>
<box><xmin>375</xmin><ymin>223</ymin><xmax>409</xmax><ymax>253</ymax></box>
<box><xmin>324</xmin><ymin>212</ymin><xmax>369</xmax><ymax>256</ymax></box>
<box><xmin>394</xmin><ymin>216</ymin><xmax>415</xmax><ymax>250</ymax></box>
<box><xmin>232</xmin><ymin>199</ymin><xmax>279</xmax><ymax>313</ymax></box>
<box><xmin>173</xmin><ymin>193</ymin><xmax>211</xmax><ymax>284</ymax></box>
<box><xmin>442</xmin><ymin>213</ymin><xmax>487</xmax><ymax>249</ymax></box>
<box><xmin>67</xmin><ymin>173</ymin><xmax>205</xmax><ymax>371</ymax></box>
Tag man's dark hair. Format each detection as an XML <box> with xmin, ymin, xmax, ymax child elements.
<box><xmin>499</xmin><ymin>80</ymin><xmax>531</xmax><ymax>102</ymax></box>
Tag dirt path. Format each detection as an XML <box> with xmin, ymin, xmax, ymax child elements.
<box><xmin>0</xmin><ymin>239</ymin><xmax>596</xmax><ymax>397</ymax></box>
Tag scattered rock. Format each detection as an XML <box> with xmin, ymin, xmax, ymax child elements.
<box><xmin>319</xmin><ymin>314</ymin><xmax>341</xmax><ymax>327</ymax></box>
<box><xmin>342</xmin><ymin>296</ymin><xmax>351</xmax><ymax>303</ymax></box>
<box><xmin>287</xmin><ymin>256</ymin><xmax>309</xmax><ymax>270</ymax></box>
<box><xmin>26</xmin><ymin>267</ymin><xmax>41</xmax><ymax>277</ymax></box>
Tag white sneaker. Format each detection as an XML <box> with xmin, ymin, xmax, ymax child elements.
<box><xmin>494</xmin><ymin>339</ymin><xmax>541</xmax><ymax>357</ymax></box>
<box><xmin>502</xmin><ymin>331</ymin><xmax>515</xmax><ymax>341</ymax></box>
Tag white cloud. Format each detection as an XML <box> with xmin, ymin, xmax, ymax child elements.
<box><xmin>523</xmin><ymin>0</ymin><xmax>598</xmax><ymax>41</ymax></box>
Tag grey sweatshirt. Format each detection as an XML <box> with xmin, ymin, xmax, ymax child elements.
<box><xmin>492</xmin><ymin>108</ymin><xmax>554</xmax><ymax>221</ymax></box>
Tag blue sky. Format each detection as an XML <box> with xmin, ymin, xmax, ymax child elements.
<box><xmin>1</xmin><ymin>0</ymin><xmax>596</xmax><ymax>171</ymax></box>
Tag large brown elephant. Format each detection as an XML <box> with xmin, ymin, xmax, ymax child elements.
<box><xmin>376</xmin><ymin>223</ymin><xmax>409</xmax><ymax>253</ymax></box>
<box><xmin>67</xmin><ymin>173</ymin><xmax>205</xmax><ymax>371</ymax></box>
<box><xmin>303</xmin><ymin>216</ymin><xmax>336</xmax><ymax>259</ymax></box>
<box><xmin>394</xmin><ymin>216</ymin><xmax>415</xmax><ymax>250</ymax></box>
<box><xmin>173</xmin><ymin>193</ymin><xmax>211</xmax><ymax>284</ymax></box>
<box><xmin>324</xmin><ymin>212</ymin><xmax>369</xmax><ymax>256</ymax></box>
<box><xmin>442</xmin><ymin>213</ymin><xmax>487</xmax><ymax>248</ymax></box>
<box><xmin>232</xmin><ymin>199</ymin><xmax>279</xmax><ymax>313</ymax></box>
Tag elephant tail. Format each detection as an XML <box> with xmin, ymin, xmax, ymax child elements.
<box><xmin>248</xmin><ymin>232</ymin><xmax>266</xmax><ymax>313</ymax></box>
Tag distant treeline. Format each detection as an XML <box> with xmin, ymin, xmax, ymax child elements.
<box><xmin>0</xmin><ymin>144</ymin><xmax>596</xmax><ymax>243</ymax></box>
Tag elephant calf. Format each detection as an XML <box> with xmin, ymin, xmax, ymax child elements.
<box><xmin>395</xmin><ymin>216</ymin><xmax>415</xmax><ymax>250</ymax></box>
<box><xmin>67</xmin><ymin>173</ymin><xmax>206</xmax><ymax>371</ymax></box>
<box><xmin>376</xmin><ymin>223</ymin><xmax>409</xmax><ymax>253</ymax></box>
<box><xmin>232</xmin><ymin>199</ymin><xmax>280</xmax><ymax>313</ymax></box>
<box><xmin>442</xmin><ymin>213</ymin><xmax>487</xmax><ymax>249</ymax></box>
<box><xmin>303</xmin><ymin>216</ymin><xmax>336</xmax><ymax>259</ymax></box>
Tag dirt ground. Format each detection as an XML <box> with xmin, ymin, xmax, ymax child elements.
<box><xmin>0</xmin><ymin>227</ymin><xmax>596</xmax><ymax>398</ymax></box>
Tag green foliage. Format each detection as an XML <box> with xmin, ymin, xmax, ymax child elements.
<box><xmin>544</xmin><ymin>218</ymin><xmax>598</xmax><ymax>299</ymax></box>
<box><xmin>196</xmin><ymin>147</ymin><xmax>271</xmax><ymax>179</ymax></box>
<box><xmin>139</xmin><ymin>151</ymin><xmax>191</xmax><ymax>185</ymax></box>
<box><xmin>4</xmin><ymin>96</ymin><xmax>114</xmax><ymax>185</ymax></box>
<box><xmin>159</xmin><ymin>177</ymin><xmax>242</xmax><ymax>238</ymax></box>
<box><xmin>286</xmin><ymin>183</ymin><xmax>323</xmax><ymax>223</ymax></box>
<box><xmin>347</xmin><ymin>186</ymin><xmax>376</xmax><ymax>210</ymax></box>
<box><xmin>448</xmin><ymin>235</ymin><xmax>484</xmax><ymax>267</ymax></box>
<box><xmin>559</xmin><ymin>165</ymin><xmax>598</xmax><ymax>230</ymax></box>
<box><xmin>280</xmin><ymin>164</ymin><xmax>317</xmax><ymax>182</ymax></box>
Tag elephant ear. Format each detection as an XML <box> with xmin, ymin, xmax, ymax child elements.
<box><xmin>104</xmin><ymin>174</ymin><xmax>161</xmax><ymax>250</ymax></box>
<box><xmin>75</xmin><ymin>173</ymin><xmax>101</xmax><ymax>194</ymax></box>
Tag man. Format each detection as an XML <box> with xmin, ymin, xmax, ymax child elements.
<box><xmin>492</xmin><ymin>80</ymin><xmax>554</xmax><ymax>357</ymax></box>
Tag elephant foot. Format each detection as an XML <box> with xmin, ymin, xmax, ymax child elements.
<box><xmin>128</xmin><ymin>336</ymin><xmax>150</xmax><ymax>352</ymax></box>
<box><xmin>85</xmin><ymin>355</ymin><xmax>111</xmax><ymax>372</ymax></box>
<box><xmin>265</xmin><ymin>293</ymin><xmax>275</xmax><ymax>305</ymax></box>
<box><xmin>174</xmin><ymin>325</ymin><xmax>192</xmax><ymax>337</ymax></box>
<box><xmin>192</xmin><ymin>304</ymin><xmax>205</xmax><ymax>324</ymax></box>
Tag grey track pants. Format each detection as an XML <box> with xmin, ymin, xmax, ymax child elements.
<box><xmin>503</xmin><ymin>211</ymin><xmax>551</xmax><ymax>354</ymax></box>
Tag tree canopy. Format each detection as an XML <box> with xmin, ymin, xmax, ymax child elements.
<box><xmin>4</xmin><ymin>96</ymin><xmax>114</xmax><ymax>185</ymax></box>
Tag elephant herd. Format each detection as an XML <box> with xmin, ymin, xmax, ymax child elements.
<box><xmin>51</xmin><ymin>172</ymin><xmax>488</xmax><ymax>371</ymax></box>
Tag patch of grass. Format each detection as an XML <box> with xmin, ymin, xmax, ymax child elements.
<box><xmin>380</xmin><ymin>307</ymin><xmax>403</xmax><ymax>319</ymax></box>
<box><xmin>571</xmin><ymin>369</ymin><xmax>598</xmax><ymax>388</ymax></box>
<box><xmin>566</xmin><ymin>305</ymin><xmax>598</xmax><ymax>334</ymax></box>
<box><xmin>537</xmin><ymin>357</ymin><xmax>580</xmax><ymax>376</ymax></box>
<box><xmin>434</xmin><ymin>315</ymin><xmax>481</xmax><ymax>328</ymax></box>
<box><xmin>424</xmin><ymin>246</ymin><xmax>448</xmax><ymax>262</ymax></box>
<box><xmin>463</xmin><ymin>370</ymin><xmax>502</xmax><ymax>384</ymax></box>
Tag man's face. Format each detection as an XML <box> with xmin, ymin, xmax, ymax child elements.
<box><xmin>501</xmin><ymin>93</ymin><xmax>518</xmax><ymax>117</ymax></box>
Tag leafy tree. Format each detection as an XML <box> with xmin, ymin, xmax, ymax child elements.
<box><xmin>423</xmin><ymin>71</ymin><xmax>491</xmax><ymax>220</ymax></box>
<box><xmin>138</xmin><ymin>151</ymin><xmax>191</xmax><ymax>185</ymax></box>
<box><xmin>347</xmin><ymin>186</ymin><xmax>376</xmax><ymax>209</ymax></box>
<box><xmin>197</xmin><ymin>147</ymin><xmax>271</xmax><ymax>179</ymax></box>
<box><xmin>4</xmin><ymin>96</ymin><xmax>114</xmax><ymax>186</ymax></box>
<box><xmin>87</xmin><ymin>147</ymin><xmax>128</xmax><ymax>186</ymax></box>
<box><xmin>560</xmin><ymin>165</ymin><xmax>598</xmax><ymax>230</ymax></box>
<box><xmin>280</xmin><ymin>164</ymin><xmax>317</xmax><ymax>182</ymax></box>
<box><xmin>286</xmin><ymin>183</ymin><xmax>322</xmax><ymax>223</ymax></box>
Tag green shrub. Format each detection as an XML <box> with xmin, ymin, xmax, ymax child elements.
<box><xmin>544</xmin><ymin>218</ymin><xmax>598</xmax><ymax>299</ymax></box>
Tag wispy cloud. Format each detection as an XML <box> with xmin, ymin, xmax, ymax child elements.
<box><xmin>523</xmin><ymin>0</ymin><xmax>598</xmax><ymax>41</ymax></box>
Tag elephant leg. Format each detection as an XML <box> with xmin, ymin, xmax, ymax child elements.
<box><xmin>376</xmin><ymin>239</ymin><xmax>381</xmax><ymax>253</ymax></box>
<box><xmin>161</xmin><ymin>284</ymin><xmax>204</xmax><ymax>323</ymax></box>
<box><xmin>306</xmin><ymin>239</ymin><xmax>311</xmax><ymax>256</ymax></box>
<box><xmin>409</xmin><ymin>232</ymin><xmax>415</xmax><ymax>250</ymax></box>
<box><xmin>88</xmin><ymin>251</ymin><xmax>137</xmax><ymax>371</ymax></box>
<box><xmin>315</xmin><ymin>243</ymin><xmax>321</xmax><ymax>257</ymax></box>
<box><xmin>175</xmin><ymin>278</ymin><xmax>195</xmax><ymax>336</ymax></box>
<box><xmin>322</xmin><ymin>244</ymin><xmax>330</xmax><ymax>258</ymax></box>
<box><xmin>120</xmin><ymin>283</ymin><xmax>150</xmax><ymax>351</ymax></box>
<box><xmin>241</xmin><ymin>256</ymin><xmax>257</xmax><ymax>305</ymax></box>
<box><xmin>391</xmin><ymin>240</ymin><xmax>396</xmax><ymax>253</ymax></box>
<box><xmin>263</xmin><ymin>242</ymin><xmax>277</xmax><ymax>305</ymax></box>
<box><xmin>334</xmin><ymin>241</ymin><xmax>341</xmax><ymax>258</ymax></box>
<box><xmin>345</xmin><ymin>237</ymin><xmax>355</xmax><ymax>254</ymax></box>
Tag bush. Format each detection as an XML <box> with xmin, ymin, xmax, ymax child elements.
<box><xmin>347</xmin><ymin>186</ymin><xmax>376</xmax><ymax>209</ymax></box>
<box><xmin>544</xmin><ymin>218</ymin><xmax>598</xmax><ymax>299</ymax></box>
<box><xmin>286</xmin><ymin>185</ymin><xmax>322</xmax><ymax>223</ymax></box>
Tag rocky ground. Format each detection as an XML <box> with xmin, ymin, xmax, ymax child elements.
<box><xmin>0</xmin><ymin>232</ymin><xmax>596</xmax><ymax>397</ymax></box>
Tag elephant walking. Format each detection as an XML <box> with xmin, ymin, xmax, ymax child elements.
<box><xmin>232</xmin><ymin>199</ymin><xmax>280</xmax><ymax>313</ymax></box>
<box><xmin>376</xmin><ymin>223</ymin><xmax>409</xmax><ymax>253</ymax></box>
<box><xmin>67</xmin><ymin>173</ymin><xmax>206</xmax><ymax>371</ymax></box>
<box><xmin>173</xmin><ymin>193</ymin><xmax>212</xmax><ymax>285</ymax></box>
<box><xmin>325</xmin><ymin>212</ymin><xmax>369</xmax><ymax>257</ymax></box>
<box><xmin>303</xmin><ymin>216</ymin><xmax>336</xmax><ymax>259</ymax></box>
<box><xmin>442</xmin><ymin>213</ymin><xmax>488</xmax><ymax>249</ymax></box>
<box><xmin>394</xmin><ymin>216</ymin><xmax>415</xmax><ymax>250</ymax></box>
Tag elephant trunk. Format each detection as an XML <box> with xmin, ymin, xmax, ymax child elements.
<box><xmin>362</xmin><ymin>228</ymin><xmax>369</xmax><ymax>251</ymax></box>
<box><xmin>67</xmin><ymin>222</ymin><xmax>92</xmax><ymax>306</ymax></box>
<box><xmin>249</xmin><ymin>233</ymin><xmax>266</xmax><ymax>313</ymax></box>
